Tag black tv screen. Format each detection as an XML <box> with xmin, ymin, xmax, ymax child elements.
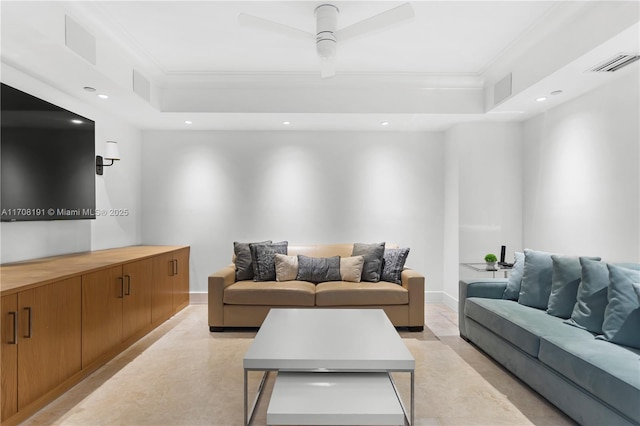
<box><xmin>1</xmin><ymin>83</ymin><xmax>96</xmax><ymax>221</ymax></box>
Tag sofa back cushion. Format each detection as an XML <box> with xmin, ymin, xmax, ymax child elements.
<box><xmin>285</xmin><ymin>243</ymin><xmax>399</xmax><ymax>260</ymax></box>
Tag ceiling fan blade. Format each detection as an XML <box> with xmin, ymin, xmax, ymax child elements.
<box><xmin>336</xmin><ymin>2</ymin><xmax>415</xmax><ymax>42</ymax></box>
<box><xmin>238</xmin><ymin>13</ymin><xmax>314</xmax><ymax>41</ymax></box>
<box><xmin>320</xmin><ymin>58</ymin><xmax>336</xmax><ymax>79</ymax></box>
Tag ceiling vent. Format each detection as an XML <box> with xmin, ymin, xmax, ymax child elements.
<box><xmin>587</xmin><ymin>53</ymin><xmax>639</xmax><ymax>72</ymax></box>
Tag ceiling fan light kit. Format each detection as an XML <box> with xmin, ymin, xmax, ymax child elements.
<box><xmin>238</xmin><ymin>2</ymin><xmax>415</xmax><ymax>79</ymax></box>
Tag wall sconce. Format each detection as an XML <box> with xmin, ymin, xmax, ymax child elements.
<box><xmin>96</xmin><ymin>141</ymin><xmax>121</xmax><ymax>175</ymax></box>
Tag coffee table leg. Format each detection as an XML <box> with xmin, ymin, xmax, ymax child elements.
<box><xmin>411</xmin><ymin>370</ymin><xmax>415</xmax><ymax>426</ymax></box>
<box><xmin>245</xmin><ymin>370</ymin><xmax>270</xmax><ymax>425</ymax></box>
<box><xmin>244</xmin><ymin>369</ymin><xmax>248</xmax><ymax>426</ymax></box>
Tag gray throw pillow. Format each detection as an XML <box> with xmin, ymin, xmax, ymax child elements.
<box><xmin>352</xmin><ymin>242</ymin><xmax>385</xmax><ymax>282</ymax></box>
<box><xmin>234</xmin><ymin>240</ymin><xmax>271</xmax><ymax>281</ymax></box>
<box><xmin>547</xmin><ymin>255</ymin><xmax>601</xmax><ymax>319</ymax></box>
<box><xmin>296</xmin><ymin>255</ymin><xmax>341</xmax><ymax>283</ymax></box>
<box><xmin>502</xmin><ymin>251</ymin><xmax>524</xmax><ymax>300</ymax></box>
<box><xmin>250</xmin><ymin>241</ymin><xmax>288</xmax><ymax>281</ymax></box>
<box><xmin>565</xmin><ymin>257</ymin><xmax>610</xmax><ymax>334</ymax></box>
<box><xmin>596</xmin><ymin>263</ymin><xmax>640</xmax><ymax>348</ymax></box>
<box><xmin>518</xmin><ymin>249</ymin><xmax>554</xmax><ymax>309</ymax></box>
<box><xmin>381</xmin><ymin>248</ymin><xmax>410</xmax><ymax>284</ymax></box>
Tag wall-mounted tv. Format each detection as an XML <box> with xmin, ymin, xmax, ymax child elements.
<box><xmin>1</xmin><ymin>83</ymin><xmax>96</xmax><ymax>221</ymax></box>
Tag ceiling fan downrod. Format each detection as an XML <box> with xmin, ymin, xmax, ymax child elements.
<box><xmin>314</xmin><ymin>4</ymin><xmax>339</xmax><ymax>59</ymax></box>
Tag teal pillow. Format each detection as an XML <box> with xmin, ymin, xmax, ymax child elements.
<box><xmin>547</xmin><ymin>255</ymin><xmax>600</xmax><ymax>319</ymax></box>
<box><xmin>634</xmin><ymin>282</ymin><xmax>640</xmax><ymax>301</ymax></box>
<box><xmin>565</xmin><ymin>258</ymin><xmax>611</xmax><ymax>334</ymax></box>
<box><xmin>596</xmin><ymin>264</ymin><xmax>640</xmax><ymax>348</ymax></box>
<box><xmin>518</xmin><ymin>249</ymin><xmax>554</xmax><ymax>309</ymax></box>
<box><xmin>502</xmin><ymin>251</ymin><xmax>524</xmax><ymax>300</ymax></box>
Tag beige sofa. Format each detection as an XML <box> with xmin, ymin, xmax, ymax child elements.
<box><xmin>208</xmin><ymin>243</ymin><xmax>425</xmax><ymax>331</ymax></box>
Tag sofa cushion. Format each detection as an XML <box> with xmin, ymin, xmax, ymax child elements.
<box><xmin>250</xmin><ymin>241</ymin><xmax>288</xmax><ymax>281</ymax></box>
<box><xmin>275</xmin><ymin>254</ymin><xmax>298</xmax><ymax>282</ymax></box>
<box><xmin>518</xmin><ymin>249</ymin><xmax>554</xmax><ymax>309</ymax></box>
<box><xmin>465</xmin><ymin>298</ymin><xmax>594</xmax><ymax>357</ymax></box>
<box><xmin>296</xmin><ymin>255</ymin><xmax>341</xmax><ymax>283</ymax></box>
<box><xmin>315</xmin><ymin>281</ymin><xmax>408</xmax><ymax>306</ymax></box>
<box><xmin>352</xmin><ymin>242</ymin><xmax>385</xmax><ymax>282</ymax></box>
<box><xmin>502</xmin><ymin>251</ymin><xmax>524</xmax><ymax>300</ymax></box>
<box><xmin>234</xmin><ymin>240</ymin><xmax>271</xmax><ymax>281</ymax></box>
<box><xmin>223</xmin><ymin>280</ymin><xmax>315</xmax><ymax>306</ymax></box>
<box><xmin>596</xmin><ymin>264</ymin><xmax>640</xmax><ymax>349</ymax></box>
<box><xmin>340</xmin><ymin>256</ymin><xmax>365</xmax><ymax>283</ymax></box>
<box><xmin>547</xmin><ymin>255</ymin><xmax>600</xmax><ymax>319</ymax></box>
<box><xmin>566</xmin><ymin>258</ymin><xmax>610</xmax><ymax>334</ymax></box>
<box><xmin>381</xmin><ymin>248</ymin><xmax>410</xmax><ymax>284</ymax></box>
<box><xmin>538</xmin><ymin>335</ymin><xmax>640</xmax><ymax>425</ymax></box>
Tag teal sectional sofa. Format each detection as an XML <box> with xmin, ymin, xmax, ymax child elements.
<box><xmin>459</xmin><ymin>256</ymin><xmax>640</xmax><ymax>426</ymax></box>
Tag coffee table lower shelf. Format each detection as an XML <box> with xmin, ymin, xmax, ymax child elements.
<box><xmin>267</xmin><ymin>372</ymin><xmax>406</xmax><ymax>426</ymax></box>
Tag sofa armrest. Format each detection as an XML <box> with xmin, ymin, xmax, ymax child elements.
<box><xmin>401</xmin><ymin>268</ymin><xmax>425</xmax><ymax>329</ymax></box>
<box><xmin>458</xmin><ymin>278</ymin><xmax>507</xmax><ymax>338</ymax></box>
<box><xmin>208</xmin><ymin>264</ymin><xmax>236</xmax><ymax>328</ymax></box>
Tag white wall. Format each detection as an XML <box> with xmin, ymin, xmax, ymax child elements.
<box><xmin>523</xmin><ymin>71</ymin><xmax>640</xmax><ymax>262</ymax></box>
<box><xmin>141</xmin><ymin>130</ymin><xmax>445</xmax><ymax>294</ymax></box>
<box><xmin>0</xmin><ymin>64</ymin><xmax>143</xmax><ymax>263</ymax></box>
<box><xmin>443</xmin><ymin>122</ymin><xmax>524</xmax><ymax>308</ymax></box>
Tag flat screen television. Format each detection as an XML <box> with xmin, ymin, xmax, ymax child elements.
<box><xmin>1</xmin><ymin>83</ymin><xmax>96</xmax><ymax>221</ymax></box>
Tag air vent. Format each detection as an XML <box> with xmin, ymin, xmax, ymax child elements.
<box><xmin>588</xmin><ymin>53</ymin><xmax>639</xmax><ymax>72</ymax></box>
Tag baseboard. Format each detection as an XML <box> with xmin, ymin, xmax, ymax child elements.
<box><xmin>442</xmin><ymin>292</ymin><xmax>458</xmax><ymax>313</ymax></box>
<box><xmin>425</xmin><ymin>291</ymin><xmax>458</xmax><ymax>313</ymax></box>
<box><xmin>189</xmin><ymin>292</ymin><xmax>207</xmax><ymax>304</ymax></box>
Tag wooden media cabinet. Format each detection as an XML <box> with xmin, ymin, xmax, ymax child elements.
<box><xmin>0</xmin><ymin>245</ymin><xmax>190</xmax><ymax>425</ymax></box>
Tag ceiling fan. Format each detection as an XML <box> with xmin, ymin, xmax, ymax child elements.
<box><xmin>238</xmin><ymin>2</ymin><xmax>415</xmax><ymax>78</ymax></box>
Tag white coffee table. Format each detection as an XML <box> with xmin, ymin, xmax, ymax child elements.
<box><xmin>243</xmin><ymin>309</ymin><xmax>415</xmax><ymax>425</ymax></box>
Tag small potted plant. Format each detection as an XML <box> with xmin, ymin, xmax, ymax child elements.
<box><xmin>484</xmin><ymin>253</ymin><xmax>498</xmax><ymax>271</ymax></box>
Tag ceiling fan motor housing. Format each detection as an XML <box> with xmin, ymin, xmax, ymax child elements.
<box><xmin>315</xmin><ymin>4</ymin><xmax>339</xmax><ymax>58</ymax></box>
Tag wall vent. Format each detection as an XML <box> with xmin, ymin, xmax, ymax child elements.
<box><xmin>587</xmin><ymin>53</ymin><xmax>639</xmax><ymax>72</ymax></box>
<box><xmin>493</xmin><ymin>73</ymin><xmax>513</xmax><ymax>106</ymax></box>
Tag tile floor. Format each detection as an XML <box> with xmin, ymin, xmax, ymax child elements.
<box><xmin>22</xmin><ymin>304</ymin><xmax>575</xmax><ymax>426</ymax></box>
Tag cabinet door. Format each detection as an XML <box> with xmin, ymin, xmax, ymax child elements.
<box><xmin>172</xmin><ymin>248</ymin><xmax>190</xmax><ymax>312</ymax></box>
<box><xmin>122</xmin><ymin>259</ymin><xmax>152</xmax><ymax>340</ymax></box>
<box><xmin>152</xmin><ymin>253</ymin><xmax>174</xmax><ymax>324</ymax></box>
<box><xmin>1</xmin><ymin>294</ymin><xmax>18</xmax><ymax>421</ymax></box>
<box><xmin>82</xmin><ymin>266</ymin><xmax>123</xmax><ymax>367</ymax></box>
<box><xmin>17</xmin><ymin>277</ymin><xmax>82</xmax><ymax>410</ymax></box>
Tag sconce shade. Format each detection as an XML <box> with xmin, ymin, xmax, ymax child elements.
<box><xmin>105</xmin><ymin>140</ymin><xmax>120</xmax><ymax>161</ymax></box>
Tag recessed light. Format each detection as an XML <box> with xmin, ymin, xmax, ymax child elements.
<box><xmin>184</xmin><ymin>120</ymin><xmax>193</xmax><ymax>125</ymax></box>
<box><xmin>282</xmin><ymin>121</ymin><xmax>291</xmax><ymax>125</ymax></box>
<box><xmin>551</xmin><ymin>90</ymin><xmax>563</xmax><ymax>96</ymax></box>
<box><xmin>71</xmin><ymin>119</ymin><xmax>83</xmax><ymax>124</ymax></box>
<box><xmin>83</xmin><ymin>86</ymin><xmax>96</xmax><ymax>92</ymax></box>
<box><xmin>536</xmin><ymin>97</ymin><xmax>547</xmax><ymax>102</ymax></box>
<box><xmin>380</xmin><ymin>121</ymin><xmax>389</xmax><ymax>126</ymax></box>
<box><xmin>97</xmin><ymin>94</ymin><xmax>109</xmax><ymax>99</ymax></box>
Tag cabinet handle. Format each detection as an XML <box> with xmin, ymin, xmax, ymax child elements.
<box><xmin>174</xmin><ymin>259</ymin><xmax>178</xmax><ymax>275</ymax></box>
<box><xmin>118</xmin><ymin>276</ymin><xmax>124</xmax><ymax>298</ymax></box>
<box><xmin>8</xmin><ymin>311</ymin><xmax>17</xmax><ymax>344</ymax></box>
<box><xmin>24</xmin><ymin>307</ymin><xmax>32</xmax><ymax>338</ymax></box>
<box><xmin>169</xmin><ymin>260</ymin><xmax>174</xmax><ymax>277</ymax></box>
<box><xmin>125</xmin><ymin>275</ymin><xmax>131</xmax><ymax>296</ymax></box>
